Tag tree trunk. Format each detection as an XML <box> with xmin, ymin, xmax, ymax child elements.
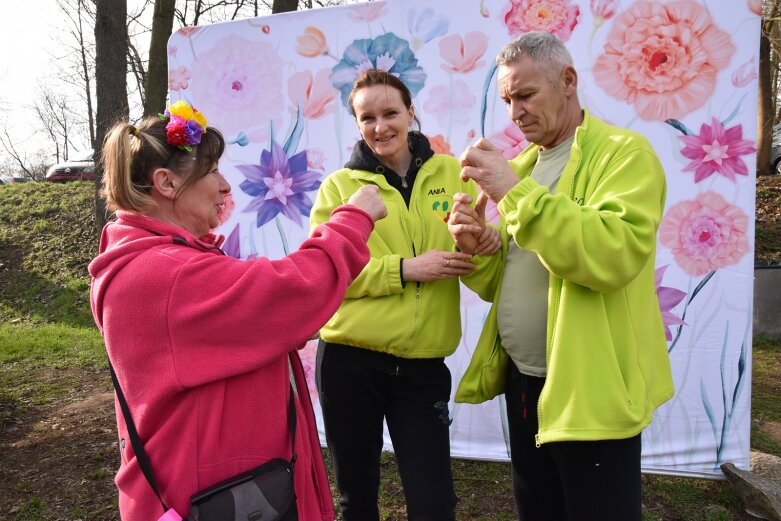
<box><xmin>94</xmin><ymin>0</ymin><xmax>129</xmax><ymax>231</ymax></box>
<box><xmin>272</xmin><ymin>0</ymin><xmax>298</xmax><ymax>13</ymax></box>
<box><xmin>144</xmin><ymin>0</ymin><xmax>176</xmax><ymax>117</ymax></box>
<box><xmin>759</xmin><ymin>22</ymin><xmax>773</xmax><ymax>176</ymax></box>
<box><xmin>77</xmin><ymin>0</ymin><xmax>96</xmax><ymax>150</ymax></box>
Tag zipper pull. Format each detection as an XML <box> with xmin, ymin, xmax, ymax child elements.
<box><xmin>401</xmin><ymin>176</ymin><xmax>408</xmax><ymax>189</ymax></box>
<box><xmin>534</xmin><ymin>434</ymin><xmax>541</xmax><ymax>448</ymax></box>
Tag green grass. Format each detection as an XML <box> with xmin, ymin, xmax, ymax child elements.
<box><xmin>0</xmin><ymin>181</ymin><xmax>97</xmax><ymax>327</ymax></box>
<box><xmin>0</xmin><ymin>323</ymin><xmax>104</xmax><ymax>366</ymax></box>
<box><xmin>0</xmin><ymin>182</ymin><xmax>779</xmax><ymax>520</ymax></box>
<box><xmin>0</xmin><ymin>323</ymin><xmax>105</xmax><ymax>432</ymax></box>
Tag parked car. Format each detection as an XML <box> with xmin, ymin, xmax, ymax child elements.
<box><xmin>45</xmin><ymin>150</ymin><xmax>95</xmax><ymax>182</ymax></box>
<box><xmin>770</xmin><ymin>123</ymin><xmax>781</xmax><ymax>175</ymax></box>
<box><xmin>1</xmin><ymin>176</ymin><xmax>32</xmax><ymax>184</ymax></box>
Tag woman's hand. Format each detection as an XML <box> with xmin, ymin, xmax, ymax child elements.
<box><xmin>402</xmin><ymin>250</ymin><xmax>475</xmax><ymax>282</ymax></box>
<box><xmin>348</xmin><ymin>185</ymin><xmax>387</xmax><ymax>222</ymax></box>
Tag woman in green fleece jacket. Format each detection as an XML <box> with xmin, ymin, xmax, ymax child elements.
<box><xmin>309</xmin><ymin>69</ymin><xmax>498</xmax><ymax>521</ymax></box>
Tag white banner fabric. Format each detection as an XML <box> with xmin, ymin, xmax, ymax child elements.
<box><xmin>168</xmin><ymin>0</ymin><xmax>760</xmax><ymax>477</ymax></box>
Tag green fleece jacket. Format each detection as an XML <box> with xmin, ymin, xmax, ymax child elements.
<box><xmin>456</xmin><ymin>111</ymin><xmax>675</xmax><ymax>445</ymax></box>
<box><xmin>310</xmin><ymin>153</ymin><xmax>477</xmax><ymax>358</ymax></box>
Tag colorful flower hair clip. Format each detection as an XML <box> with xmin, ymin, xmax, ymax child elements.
<box><xmin>161</xmin><ymin>99</ymin><xmax>208</xmax><ymax>152</ymax></box>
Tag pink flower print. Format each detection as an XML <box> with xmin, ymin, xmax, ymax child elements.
<box><xmin>593</xmin><ymin>1</ymin><xmax>736</xmax><ymax>121</ymax></box>
<box><xmin>287</xmin><ymin>69</ymin><xmax>336</xmax><ymax>120</ymax></box>
<box><xmin>168</xmin><ymin>66</ymin><xmax>191</xmax><ymax>91</ymax></box>
<box><xmin>217</xmin><ymin>190</ymin><xmax>235</xmax><ymax>226</ymax></box>
<box><xmin>748</xmin><ymin>0</ymin><xmax>762</xmax><ymax>15</ymax></box>
<box><xmin>590</xmin><ymin>0</ymin><xmax>617</xmax><ymax>21</ymax></box>
<box><xmin>307</xmin><ymin>148</ymin><xmax>325</xmax><ymax>171</ymax></box>
<box><xmin>428</xmin><ymin>135</ymin><xmax>454</xmax><ymax>156</ymax></box>
<box><xmin>489</xmin><ymin>123</ymin><xmax>530</xmax><ymax>159</ymax></box>
<box><xmin>484</xmin><ymin>197</ymin><xmax>500</xmax><ymax>226</ymax></box>
<box><xmin>423</xmin><ymin>81</ymin><xmax>476</xmax><ymax>127</ymax></box>
<box><xmin>168</xmin><ymin>45</ymin><xmax>178</xmax><ymax>58</ymax></box>
<box><xmin>679</xmin><ymin>118</ymin><xmax>756</xmax><ymax>183</ymax></box>
<box><xmin>190</xmin><ymin>35</ymin><xmax>284</xmax><ymax>137</ymax></box>
<box><xmin>296</xmin><ymin>27</ymin><xmax>328</xmax><ymax>58</ymax></box>
<box><xmin>265</xmin><ymin>171</ymin><xmax>295</xmax><ymax>204</ymax></box>
<box><xmin>480</xmin><ymin>0</ymin><xmax>490</xmax><ymax>17</ymax></box>
<box><xmin>732</xmin><ymin>57</ymin><xmax>758</xmax><ymax>88</ymax></box>
<box><xmin>298</xmin><ymin>340</ymin><xmax>320</xmax><ymax>403</ymax></box>
<box><xmin>439</xmin><ymin>32</ymin><xmax>489</xmax><ymax>74</ymax></box>
<box><xmin>502</xmin><ymin>0</ymin><xmax>581</xmax><ymax>41</ymax></box>
<box><xmin>659</xmin><ymin>191</ymin><xmax>749</xmax><ymax>276</ymax></box>
<box><xmin>655</xmin><ymin>265</ymin><xmax>687</xmax><ymax>341</ymax></box>
<box><xmin>177</xmin><ymin>26</ymin><xmax>200</xmax><ymax>37</ymax></box>
<box><xmin>348</xmin><ymin>2</ymin><xmax>387</xmax><ymax>22</ymax></box>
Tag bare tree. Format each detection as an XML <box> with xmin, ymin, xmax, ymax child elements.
<box><xmin>0</xmin><ymin>128</ymin><xmax>48</xmax><ymax>181</ymax></box>
<box><xmin>56</xmin><ymin>0</ymin><xmax>97</xmax><ymax>151</ymax></box>
<box><xmin>33</xmin><ymin>86</ymin><xmax>85</xmax><ymax>163</ymax></box>
<box><xmin>95</xmin><ymin>0</ymin><xmax>130</xmax><ymax>229</ymax></box>
<box><xmin>272</xmin><ymin>0</ymin><xmax>297</xmax><ymax>12</ymax></box>
<box><xmin>757</xmin><ymin>1</ymin><xmax>781</xmax><ymax>175</ymax></box>
<box><xmin>144</xmin><ymin>0</ymin><xmax>177</xmax><ymax>117</ymax></box>
<box><xmin>760</xmin><ymin>25</ymin><xmax>773</xmax><ymax>175</ymax></box>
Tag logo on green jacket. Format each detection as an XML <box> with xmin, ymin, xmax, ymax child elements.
<box><xmin>432</xmin><ymin>199</ymin><xmax>451</xmax><ymax>223</ymax></box>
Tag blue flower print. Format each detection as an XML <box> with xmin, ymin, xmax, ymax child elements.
<box><xmin>330</xmin><ymin>32</ymin><xmax>427</xmax><ymax>108</ymax></box>
<box><xmin>407</xmin><ymin>8</ymin><xmax>449</xmax><ymax>51</ymax></box>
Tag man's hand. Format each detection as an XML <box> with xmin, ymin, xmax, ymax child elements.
<box><xmin>448</xmin><ymin>192</ymin><xmax>499</xmax><ymax>255</ymax></box>
<box><xmin>459</xmin><ymin>138</ymin><xmax>519</xmax><ymax>202</ymax></box>
<box><xmin>448</xmin><ymin>192</ymin><xmax>481</xmax><ymax>254</ymax></box>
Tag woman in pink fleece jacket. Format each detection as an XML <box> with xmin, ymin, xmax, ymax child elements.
<box><xmin>88</xmin><ymin>102</ymin><xmax>386</xmax><ymax>521</ymax></box>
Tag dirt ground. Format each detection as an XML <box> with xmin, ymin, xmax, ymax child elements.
<box><xmin>3</xmin><ymin>365</ymin><xmax>781</xmax><ymax>520</ymax></box>
<box><xmin>0</xmin><ymin>367</ymin><xmax>119</xmax><ymax>520</ymax></box>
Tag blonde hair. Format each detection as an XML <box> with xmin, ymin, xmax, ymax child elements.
<box><xmin>101</xmin><ymin>116</ymin><xmax>225</xmax><ymax>212</ymax></box>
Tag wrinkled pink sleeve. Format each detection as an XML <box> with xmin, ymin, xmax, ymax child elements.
<box><xmin>167</xmin><ymin>205</ymin><xmax>373</xmax><ymax>388</ymax></box>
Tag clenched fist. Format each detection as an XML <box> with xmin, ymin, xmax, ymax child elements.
<box><xmin>348</xmin><ymin>185</ymin><xmax>387</xmax><ymax>222</ymax></box>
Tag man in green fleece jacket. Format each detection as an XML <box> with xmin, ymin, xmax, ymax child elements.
<box><xmin>447</xmin><ymin>31</ymin><xmax>674</xmax><ymax>521</ymax></box>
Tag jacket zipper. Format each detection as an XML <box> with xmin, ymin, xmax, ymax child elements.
<box><xmin>536</xmin><ymin>134</ymin><xmax>581</xmax><ymax>448</ymax></box>
<box><xmin>403</xmin><ymin>242</ymin><xmax>422</xmax><ymax>348</ymax></box>
<box><xmin>400</xmin><ymin>167</ymin><xmax>425</xmax><ymax>350</ymax></box>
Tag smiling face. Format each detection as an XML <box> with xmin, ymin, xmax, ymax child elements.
<box><xmin>172</xmin><ymin>165</ymin><xmax>232</xmax><ymax>237</ymax></box>
<box><xmin>352</xmin><ymin>84</ymin><xmax>414</xmax><ymax>169</ymax></box>
<box><xmin>498</xmin><ymin>54</ymin><xmax>580</xmax><ymax>150</ymax></box>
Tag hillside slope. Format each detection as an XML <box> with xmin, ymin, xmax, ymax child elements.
<box><xmin>1</xmin><ymin>176</ymin><xmax>780</xmax><ymax>326</ymax></box>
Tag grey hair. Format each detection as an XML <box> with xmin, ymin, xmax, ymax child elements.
<box><xmin>496</xmin><ymin>32</ymin><xmax>573</xmax><ymax>83</ymax></box>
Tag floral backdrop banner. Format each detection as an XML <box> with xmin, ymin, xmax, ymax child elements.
<box><xmin>168</xmin><ymin>0</ymin><xmax>760</xmax><ymax>477</ymax></box>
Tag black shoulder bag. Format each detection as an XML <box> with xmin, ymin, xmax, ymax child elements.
<box><xmin>108</xmin><ymin>360</ymin><xmax>298</xmax><ymax>521</ymax></box>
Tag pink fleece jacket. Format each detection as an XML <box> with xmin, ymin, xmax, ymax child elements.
<box><xmin>89</xmin><ymin>207</ymin><xmax>374</xmax><ymax>521</ymax></box>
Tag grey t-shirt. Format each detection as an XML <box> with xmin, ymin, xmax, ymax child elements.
<box><xmin>498</xmin><ymin>136</ymin><xmax>573</xmax><ymax>377</ymax></box>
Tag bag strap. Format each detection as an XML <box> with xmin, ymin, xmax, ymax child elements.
<box><xmin>108</xmin><ymin>359</ymin><xmax>169</xmax><ymax>512</ymax></box>
<box><xmin>288</xmin><ymin>379</ymin><xmax>297</xmax><ymax>466</ymax></box>
<box><xmin>107</xmin><ymin>357</ymin><xmax>298</xmax><ymax>513</ymax></box>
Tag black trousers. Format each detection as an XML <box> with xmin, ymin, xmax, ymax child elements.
<box><xmin>316</xmin><ymin>341</ymin><xmax>457</xmax><ymax>521</ymax></box>
<box><xmin>505</xmin><ymin>363</ymin><xmax>643</xmax><ymax>521</ymax></box>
